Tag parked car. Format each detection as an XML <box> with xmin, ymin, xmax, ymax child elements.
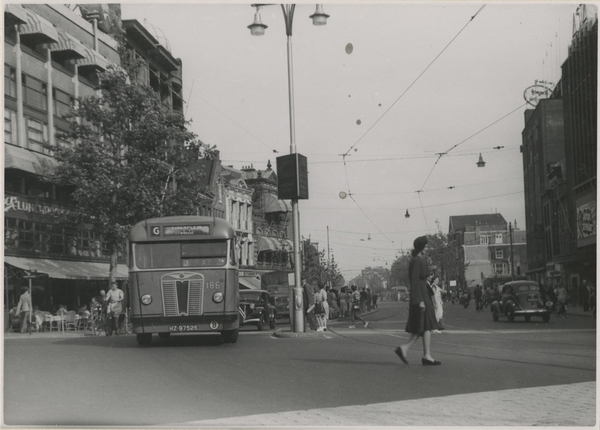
<box><xmin>238</xmin><ymin>290</ymin><xmax>277</xmax><ymax>330</ymax></box>
<box><xmin>266</xmin><ymin>285</ymin><xmax>290</xmax><ymax>320</ymax></box>
<box><xmin>491</xmin><ymin>281</ymin><xmax>552</xmax><ymax>323</ymax></box>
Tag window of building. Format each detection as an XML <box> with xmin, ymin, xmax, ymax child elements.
<box><xmin>480</xmin><ymin>235</ymin><xmax>489</xmax><ymax>245</ymax></box>
<box><xmin>4</xmin><ymin>65</ymin><xmax>17</xmax><ymax>98</ymax></box>
<box><xmin>22</xmin><ymin>74</ymin><xmax>48</xmax><ymax>111</ymax></box>
<box><xmin>26</xmin><ymin>117</ymin><xmax>51</xmax><ymax>154</ymax></box>
<box><xmin>4</xmin><ymin>109</ymin><xmax>16</xmax><ymax>144</ymax></box>
<box><xmin>495</xmin><ymin>233</ymin><xmax>503</xmax><ymax>244</ymax></box>
<box><xmin>493</xmin><ymin>263</ymin><xmax>506</xmax><ymax>275</ymax></box>
<box><xmin>495</xmin><ymin>249</ymin><xmax>503</xmax><ymax>259</ymax></box>
<box><xmin>53</xmin><ymin>88</ymin><xmax>74</xmax><ymax>118</ymax></box>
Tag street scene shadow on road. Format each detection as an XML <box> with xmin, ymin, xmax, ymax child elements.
<box><xmin>40</xmin><ymin>333</ymin><xmax>231</xmax><ymax>349</ymax></box>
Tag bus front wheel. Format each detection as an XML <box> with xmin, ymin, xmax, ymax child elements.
<box><xmin>221</xmin><ymin>329</ymin><xmax>239</xmax><ymax>344</ymax></box>
<box><xmin>136</xmin><ymin>333</ymin><xmax>152</xmax><ymax>346</ymax></box>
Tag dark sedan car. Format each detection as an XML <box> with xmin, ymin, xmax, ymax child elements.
<box><xmin>238</xmin><ymin>290</ymin><xmax>276</xmax><ymax>331</ymax></box>
<box><xmin>491</xmin><ymin>281</ymin><xmax>552</xmax><ymax>323</ymax></box>
<box><xmin>266</xmin><ymin>285</ymin><xmax>290</xmax><ymax>320</ymax></box>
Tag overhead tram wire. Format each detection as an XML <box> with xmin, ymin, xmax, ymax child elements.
<box><xmin>341</xmin><ymin>4</ymin><xmax>487</xmax><ymax>157</ymax></box>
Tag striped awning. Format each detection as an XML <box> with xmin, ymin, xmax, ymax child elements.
<box><xmin>5</xmin><ymin>256</ymin><xmax>129</xmax><ymax>280</ymax></box>
<box><xmin>257</xmin><ymin>236</ymin><xmax>294</xmax><ymax>253</ymax></box>
<box><xmin>76</xmin><ymin>45</ymin><xmax>112</xmax><ymax>71</ymax></box>
<box><xmin>19</xmin><ymin>8</ymin><xmax>59</xmax><ymax>44</ymax></box>
<box><xmin>4</xmin><ymin>144</ymin><xmax>58</xmax><ymax>175</ymax></box>
<box><xmin>4</xmin><ymin>4</ymin><xmax>28</xmax><ymax>26</ymax></box>
<box><xmin>263</xmin><ymin>193</ymin><xmax>292</xmax><ymax>213</ymax></box>
<box><xmin>50</xmin><ymin>28</ymin><xmax>86</xmax><ymax>60</ymax></box>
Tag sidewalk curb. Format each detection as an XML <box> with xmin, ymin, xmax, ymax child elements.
<box><xmin>273</xmin><ymin>308</ymin><xmax>381</xmax><ymax>338</ymax></box>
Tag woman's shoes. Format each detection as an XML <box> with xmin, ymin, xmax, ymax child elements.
<box><xmin>395</xmin><ymin>347</ymin><xmax>408</xmax><ymax>364</ymax></box>
<box><xmin>422</xmin><ymin>357</ymin><xmax>441</xmax><ymax>366</ymax></box>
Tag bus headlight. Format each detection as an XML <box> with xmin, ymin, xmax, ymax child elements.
<box><xmin>213</xmin><ymin>292</ymin><xmax>224</xmax><ymax>303</ymax></box>
<box><xmin>141</xmin><ymin>294</ymin><xmax>152</xmax><ymax>305</ymax></box>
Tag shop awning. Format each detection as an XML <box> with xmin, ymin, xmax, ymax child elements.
<box><xmin>256</xmin><ymin>236</ymin><xmax>294</xmax><ymax>253</ymax></box>
<box><xmin>5</xmin><ymin>144</ymin><xmax>58</xmax><ymax>175</ymax></box>
<box><xmin>239</xmin><ymin>276</ymin><xmax>261</xmax><ymax>290</ymax></box>
<box><xmin>263</xmin><ymin>194</ymin><xmax>292</xmax><ymax>213</ymax></box>
<box><xmin>4</xmin><ymin>257</ymin><xmax>128</xmax><ymax>280</ymax></box>
<box><xmin>51</xmin><ymin>28</ymin><xmax>86</xmax><ymax>60</ymax></box>
<box><xmin>5</xmin><ymin>4</ymin><xmax>29</xmax><ymax>26</ymax></box>
<box><xmin>19</xmin><ymin>8</ymin><xmax>59</xmax><ymax>45</ymax></box>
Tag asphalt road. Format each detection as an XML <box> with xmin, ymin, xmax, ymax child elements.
<box><xmin>3</xmin><ymin>300</ymin><xmax>596</xmax><ymax>426</ymax></box>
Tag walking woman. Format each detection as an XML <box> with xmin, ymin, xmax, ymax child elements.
<box><xmin>395</xmin><ymin>236</ymin><xmax>442</xmax><ymax>365</ymax></box>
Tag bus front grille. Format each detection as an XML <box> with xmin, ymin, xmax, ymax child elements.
<box><xmin>161</xmin><ymin>273</ymin><xmax>204</xmax><ymax>317</ymax></box>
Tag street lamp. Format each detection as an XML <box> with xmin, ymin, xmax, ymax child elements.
<box><xmin>248</xmin><ymin>3</ymin><xmax>329</xmax><ymax>332</ymax></box>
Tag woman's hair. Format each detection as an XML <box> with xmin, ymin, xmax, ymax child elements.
<box><xmin>412</xmin><ymin>235</ymin><xmax>428</xmax><ymax>256</ymax></box>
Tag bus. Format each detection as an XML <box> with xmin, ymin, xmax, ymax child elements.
<box><xmin>128</xmin><ymin>216</ymin><xmax>239</xmax><ymax>345</ymax></box>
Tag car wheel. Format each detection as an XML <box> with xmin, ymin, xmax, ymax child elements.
<box><xmin>543</xmin><ymin>314</ymin><xmax>550</xmax><ymax>323</ymax></box>
<box><xmin>158</xmin><ymin>332</ymin><xmax>171</xmax><ymax>339</ymax></box>
<box><xmin>525</xmin><ymin>315</ymin><xmax>531</xmax><ymax>322</ymax></box>
<box><xmin>136</xmin><ymin>333</ymin><xmax>152</xmax><ymax>346</ymax></box>
<box><xmin>269</xmin><ymin>318</ymin><xmax>276</xmax><ymax>329</ymax></box>
<box><xmin>257</xmin><ymin>316</ymin><xmax>264</xmax><ymax>331</ymax></box>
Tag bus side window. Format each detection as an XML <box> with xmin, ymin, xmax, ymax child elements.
<box><xmin>230</xmin><ymin>239</ymin><xmax>238</xmax><ymax>266</ymax></box>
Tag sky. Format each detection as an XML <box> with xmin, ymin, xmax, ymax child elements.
<box><xmin>121</xmin><ymin>1</ymin><xmax>579</xmax><ymax>282</ymax></box>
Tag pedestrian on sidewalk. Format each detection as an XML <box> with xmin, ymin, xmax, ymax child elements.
<box><xmin>338</xmin><ymin>287</ymin><xmax>347</xmax><ymax>319</ymax></box>
<box><xmin>366</xmin><ymin>288</ymin><xmax>372</xmax><ymax>311</ymax></box>
<box><xmin>556</xmin><ymin>284</ymin><xmax>568</xmax><ymax>318</ymax></box>
<box><xmin>395</xmin><ymin>236</ymin><xmax>442</xmax><ymax>366</ymax></box>
<box><xmin>16</xmin><ymin>286</ymin><xmax>32</xmax><ymax>333</ymax></box>
<box><xmin>431</xmin><ymin>275</ymin><xmax>444</xmax><ymax>332</ymax></box>
<box><xmin>349</xmin><ymin>285</ymin><xmax>368</xmax><ymax>329</ymax></box>
<box><xmin>359</xmin><ymin>287</ymin><xmax>367</xmax><ymax>312</ymax></box>
<box><xmin>316</xmin><ymin>283</ymin><xmax>328</xmax><ymax>331</ymax></box>
<box><xmin>372</xmin><ymin>292</ymin><xmax>379</xmax><ymax>308</ymax></box>
<box><xmin>302</xmin><ymin>277</ymin><xmax>318</xmax><ymax>331</ymax></box>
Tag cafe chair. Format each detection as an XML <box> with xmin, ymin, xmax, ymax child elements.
<box><xmin>64</xmin><ymin>311</ymin><xmax>77</xmax><ymax>331</ymax></box>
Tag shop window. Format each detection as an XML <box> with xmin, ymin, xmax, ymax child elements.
<box><xmin>5</xmin><ymin>218</ymin><xmax>18</xmax><ymax>249</ymax></box>
<box><xmin>25</xmin><ymin>176</ymin><xmax>51</xmax><ymax>199</ymax></box>
<box><xmin>4</xmin><ymin>65</ymin><xmax>17</xmax><ymax>98</ymax></box>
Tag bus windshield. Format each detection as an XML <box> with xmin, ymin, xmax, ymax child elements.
<box><xmin>134</xmin><ymin>240</ymin><xmax>228</xmax><ymax>269</ymax></box>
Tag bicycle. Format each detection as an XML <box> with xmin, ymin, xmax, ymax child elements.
<box><xmin>91</xmin><ymin>307</ymin><xmax>107</xmax><ymax>336</ymax></box>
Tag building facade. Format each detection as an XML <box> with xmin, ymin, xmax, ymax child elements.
<box><xmin>449</xmin><ymin>214</ymin><xmax>527</xmax><ymax>288</ymax></box>
<box><xmin>3</xmin><ymin>4</ymin><xmax>184</xmax><ymax>312</ymax></box>
<box><xmin>242</xmin><ymin>161</ymin><xmax>294</xmax><ymax>276</ymax></box>
<box><xmin>520</xmin><ymin>5</ymin><xmax>597</xmax><ymax>299</ymax></box>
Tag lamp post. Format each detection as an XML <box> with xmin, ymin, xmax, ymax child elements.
<box><xmin>248</xmin><ymin>4</ymin><xmax>329</xmax><ymax>332</ymax></box>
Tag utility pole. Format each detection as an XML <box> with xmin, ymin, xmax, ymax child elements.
<box><xmin>327</xmin><ymin>226</ymin><xmax>330</xmax><ymax>288</ymax></box>
<box><xmin>509</xmin><ymin>222</ymin><xmax>515</xmax><ymax>281</ymax></box>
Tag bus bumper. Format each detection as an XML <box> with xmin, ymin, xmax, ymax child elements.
<box><xmin>132</xmin><ymin>315</ymin><xmax>239</xmax><ymax>334</ymax></box>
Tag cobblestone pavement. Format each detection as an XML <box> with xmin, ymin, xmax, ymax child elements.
<box><xmin>182</xmin><ymin>381</ymin><xmax>596</xmax><ymax>427</ymax></box>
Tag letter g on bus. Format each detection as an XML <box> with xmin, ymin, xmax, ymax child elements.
<box><xmin>151</xmin><ymin>226</ymin><xmax>161</xmax><ymax>236</ymax></box>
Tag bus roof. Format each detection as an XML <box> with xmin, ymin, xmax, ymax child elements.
<box><xmin>129</xmin><ymin>216</ymin><xmax>235</xmax><ymax>242</ymax></box>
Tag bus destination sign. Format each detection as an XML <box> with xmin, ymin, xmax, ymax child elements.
<box><xmin>163</xmin><ymin>225</ymin><xmax>210</xmax><ymax>236</ymax></box>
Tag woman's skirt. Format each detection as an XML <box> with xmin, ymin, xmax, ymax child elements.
<box><xmin>405</xmin><ymin>297</ymin><xmax>440</xmax><ymax>335</ymax></box>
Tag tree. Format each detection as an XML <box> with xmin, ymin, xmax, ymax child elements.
<box><xmin>301</xmin><ymin>240</ymin><xmax>344</xmax><ymax>288</ymax></box>
<box><xmin>47</xmin><ymin>64</ymin><xmax>216</xmax><ymax>284</ymax></box>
